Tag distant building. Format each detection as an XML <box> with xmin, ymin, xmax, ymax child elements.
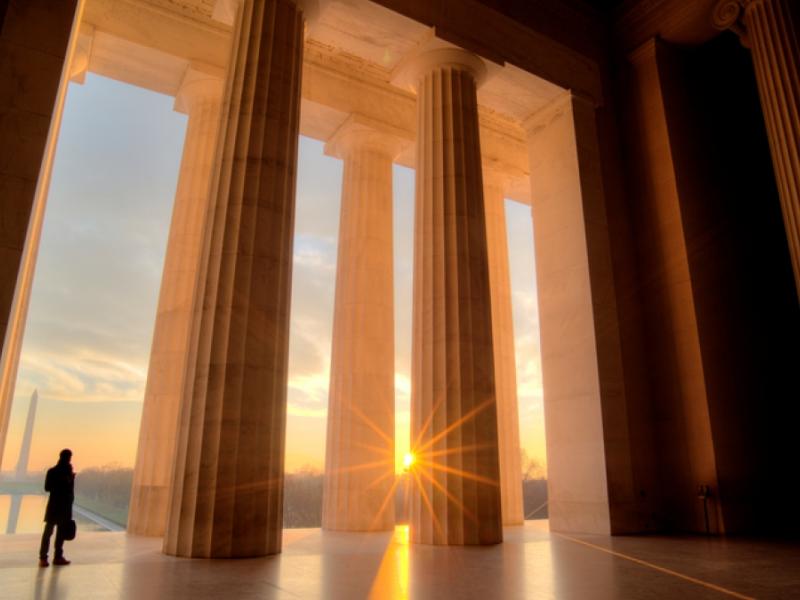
<box><xmin>14</xmin><ymin>390</ymin><xmax>37</xmax><ymax>480</ymax></box>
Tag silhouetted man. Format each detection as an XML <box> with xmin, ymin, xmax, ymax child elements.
<box><xmin>39</xmin><ymin>448</ymin><xmax>75</xmax><ymax>567</ymax></box>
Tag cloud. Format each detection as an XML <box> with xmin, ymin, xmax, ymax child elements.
<box><xmin>293</xmin><ymin>234</ymin><xmax>337</xmax><ymax>270</ymax></box>
<box><xmin>283</xmin><ymin>139</ymin><xmax>340</xmax><ymax>422</ymax></box>
<box><xmin>287</xmin><ymin>371</ymin><xmax>330</xmax><ymax>413</ymax></box>
<box><xmin>14</xmin><ymin>346</ymin><xmax>147</xmax><ymax>406</ymax></box>
<box><xmin>9</xmin><ymin>75</ymin><xmax>180</xmax><ymax>418</ymax></box>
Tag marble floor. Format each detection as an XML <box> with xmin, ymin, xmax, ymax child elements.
<box><xmin>0</xmin><ymin>521</ymin><xmax>798</xmax><ymax>599</ymax></box>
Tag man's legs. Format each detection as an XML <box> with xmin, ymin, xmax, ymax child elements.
<box><xmin>39</xmin><ymin>522</ymin><xmax>54</xmax><ymax>560</ymax></box>
<box><xmin>53</xmin><ymin>522</ymin><xmax>65</xmax><ymax>559</ymax></box>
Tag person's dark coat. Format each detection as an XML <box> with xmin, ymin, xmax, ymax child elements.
<box><xmin>44</xmin><ymin>462</ymin><xmax>74</xmax><ymax>524</ymax></box>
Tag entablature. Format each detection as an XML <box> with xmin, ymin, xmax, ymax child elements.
<box><xmin>78</xmin><ymin>0</ymin><xmax>576</xmax><ymax>203</ymax></box>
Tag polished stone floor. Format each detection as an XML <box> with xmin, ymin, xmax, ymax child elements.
<box><xmin>1</xmin><ymin>521</ymin><xmax>798</xmax><ymax>599</ymax></box>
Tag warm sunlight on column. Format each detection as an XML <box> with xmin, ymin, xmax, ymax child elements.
<box><xmin>394</xmin><ymin>430</ymin><xmax>410</xmax><ymax>474</ymax></box>
<box><xmin>403</xmin><ymin>452</ymin><xmax>415</xmax><ymax>470</ymax></box>
<box><xmin>394</xmin><ymin>373</ymin><xmax>411</xmax><ymax>474</ymax></box>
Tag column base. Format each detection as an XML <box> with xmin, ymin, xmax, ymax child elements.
<box><xmin>127</xmin><ymin>484</ymin><xmax>169</xmax><ymax>536</ymax></box>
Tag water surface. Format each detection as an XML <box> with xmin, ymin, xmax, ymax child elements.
<box><xmin>0</xmin><ymin>494</ymin><xmax>108</xmax><ymax>534</ymax></box>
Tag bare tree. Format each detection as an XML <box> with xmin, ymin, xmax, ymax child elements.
<box><xmin>520</xmin><ymin>449</ymin><xmax>546</xmax><ymax>481</ymax></box>
<box><xmin>519</xmin><ymin>450</ymin><xmax>548</xmax><ymax>520</ymax></box>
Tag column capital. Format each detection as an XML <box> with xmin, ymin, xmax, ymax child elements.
<box><xmin>212</xmin><ymin>0</ymin><xmax>326</xmax><ymax>29</ymax></box>
<box><xmin>174</xmin><ymin>63</ymin><xmax>225</xmax><ymax>114</ymax></box>
<box><xmin>392</xmin><ymin>32</ymin><xmax>490</xmax><ymax>92</ymax></box>
<box><xmin>711</xmin><ymin>0</ymin><xmax>753</xmax><ymax>47</ymax></box>
<box><xmin>295</xmin><ymin>0</ymin><xmax>325</xmax><ymax>27</ymax></box>
<box><xmin>69</xmin><ymin>24</ymin><xmax>95</xmax><ymax>85</ymax></box>
<box><xmin>714</xmin><ymin>0</ymin><xmax>800</xmax><ymax>297</ymax></box>
<box><xmin>324</xmin><ymin>114</ymin><xmax>410</xmax><ymax>160</ymax></box>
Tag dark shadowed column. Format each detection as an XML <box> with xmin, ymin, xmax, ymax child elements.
<box><xmin>714</xmin><ymin>0</ymin><xmax>800</xmax><ymax>299</ymax></box>
<box><xmin>397</xmin><ymin>44</ymin><xmax>503</xmax><ymax>546</ymax></box>
<box><xmin>164</xmin><ymin>0</ymin><xmax>315</xmax><ymax>558</ymax></box>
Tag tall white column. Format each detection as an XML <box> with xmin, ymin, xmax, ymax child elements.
<box><xmin>483</xmin><ymin>170</ymin><xmax>523</xmax><ymax>526</ymax></box>
<box><xmin>714</xmin><ymin>0</ymin><xmax>800</xmax><ymax>299</ymax></box>
<box><xmin>128</xmin><ymin>65</ymin><xmax>223</xmax><ymax>537</ymax></box>
<box><xmin>164</xmin><ymin>0</ymin><xmax>314</xmax><ymax>558</ymax></box>
<box><xmin>397</xmin><ymin>45</ymin><xmax>503</xmax><ymax>546</ymax></box>
<box><xmin>524</xmin><ymin>93</ymin><xmax>626</xmax><ymax>535</ymax></box>
<box><xmin>322</xmin><ymin>116</ymin><xmax>406</xmax><ymax>532</ymax></box>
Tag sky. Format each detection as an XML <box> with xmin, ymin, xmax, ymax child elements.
<box><xmin>1</xmin><ymin>74</ymin><xmax>545</xmax><ymax>477</ymax></box>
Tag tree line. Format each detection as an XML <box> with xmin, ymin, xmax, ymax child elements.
<box><xmin>63</xmin><ymin>454</ymin><xmax>547</xmax><ymax>529</ymax></box>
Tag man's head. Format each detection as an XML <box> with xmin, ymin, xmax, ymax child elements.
<box><xmin>59</xmin><ymin>448</ymin><xmax>72</xmax><ymax>463</ymax></box>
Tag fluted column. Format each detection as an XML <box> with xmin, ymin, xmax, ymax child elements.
<box><xmin>483</xmin><ymin>170</ymin><xmax>523</xmax><ymax>526</ymax></box>
<box><xmin>398</xmin><ymin>46</ymin><xmax>502</xmax><ymax>545</ymax></box>
<box><xmin>322</xmin><ymin>116</ymin><xmax>406</xmax><ymax>532</ymax></box>
<box><xmin>128</xmin><ymin>66</ymin><xmax>223</xmax><ymax>537</ymax></box>
<box><xmin>714</xmin><ymin>0</ymin><xmax>800</xmax><ymax>298</ymax></box>
<box><xmin>164</xmin><ymin>0</ymin><xmax>313</xmax><ymax>558</ymax></box>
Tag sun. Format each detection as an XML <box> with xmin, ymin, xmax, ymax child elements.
<box><xmin>403</xmin><ymin>452</ymin><xmax>415</xmax><ymax>470</ymax></box>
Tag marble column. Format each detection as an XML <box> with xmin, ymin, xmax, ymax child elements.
<box><xmin>128</xmin><ymin>66</ymin><xmax>223</xmax><ymax>537</ymax></box>
<box><xmin>0</xmin><ymin>0</ymin><xmax>81</xmax><ymax>472</ymax></box>
<box><xmin>164</xmin><ymin>0</ymin><xmax>313</xmax><ymax>558</ymax></box>
<box><xmin>714</xmin><ymin>0</ymin><xmax>800</xmax><ymax>298</ymax></box>
<box><xmin>625</xmin><ymin>40</ymin><xmax>722</xmax><ymax>533</ymax></box>
<box><xmin>399</xmin><ymin>46</ymin><xmax>502</xmax><ymax>545</ymax></box>
<box><xmin>483</xmin><ymin>170</ymin><xmax>524</xmax><ymax>526</ymax></box>
<box><xmin>524</xmin><ymin>92</ymin><xmax>634</xmax><ymax>535</ymax></box>
<box><xmin>322</xmin><ymin>116</ymin><xmax>405</xmax><ymax>532</ymax></box>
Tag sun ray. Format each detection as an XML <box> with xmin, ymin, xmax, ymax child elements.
<box><xmin>331</xmin><ymin>458</ymin><xmax>393</xmax><ymax>474</ymax></box>
<box><xmin>411</xmin><ymin>394</ymin><xmax>446</xmax><ymax>450</ymax></box>
<box><xmin>415</xmin><ymin>397</ymin><xmax>495</xmax><ymax>454</ymax></box>
<box><xmin>368</xmin><ymin>476</ymin><xmax>402</xmax><ymax>531</ymax></box>
<box><xmin>350</xmin><ymin>404</ymin><xmax>394</xmax><ymax>447</ymax></box>
<box><xmin>416</xmin><ymin>443</ymin><xmax>493</xmax><ymax>461</ymax></box>
<box><xmin>416</xmin><ymin>464</ymin><xmax>477</xmax><ymax>523</ymax></box>
<box><xmin>352</xmin><ymin>441</ymin><xmax>394</xmax><ymax>457</ymax></box>
<box><xmin>416</xmin><ymin>458</ymin><xmax>499</xmax><ymax>487</ymax></box>
<box><xmin>365</xmin><ymin>468</ymin><xmax>395</xmax><ymax>490</ymax></box>
<box><xmin>411</xmin><ymin>467</ymin><xmax>444</xmax><ymax>539</ymax></box>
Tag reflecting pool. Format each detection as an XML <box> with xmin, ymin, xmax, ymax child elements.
<box><xmin>0</xmin><ymin>495</ymin><xmax>109</xmax><ymax>534</ymax></box>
